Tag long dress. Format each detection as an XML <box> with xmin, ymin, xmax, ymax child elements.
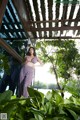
<box><xmin>18</xmin><ymin>56</ymin><xmax>38</xmax><ymax>97</ymax></box>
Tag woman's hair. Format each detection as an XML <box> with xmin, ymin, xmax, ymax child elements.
<box><xmin>26</xmin><ymin>47</ymin><xmax>36</xmax><ymax>56</ymax></box>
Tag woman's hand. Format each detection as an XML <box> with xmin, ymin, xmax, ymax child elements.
<box><xmin>37</xmin><ymin>57</ymin><xmax>44</xmax><ymax>66</ymax></box>
<box><xmin>34</xmin><ymin>62</ymin><xmax>44</xmax><ymax>67</ymax></box>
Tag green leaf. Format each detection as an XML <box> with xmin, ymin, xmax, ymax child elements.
<box><xmin>28</xmin><ymin>87</ymin><xmax>44</xmax><ymax>105</ymax></box>
<box><xmin>45</xmin><ymin>91</ymin><xmax>52</xmax><ymax>100</ymax></box>
<box><xmin>29</xmin><ymin>118</ymin><xmax>35</xmax><ymax>120</ymax></box>
<box><xmin>28</xmin><ymin>87</ymin><xmax>44</xmax><ymax>98</ymax></box>
<box><xmin>0</xmin><ymin>90</ymin><xmax>12</xmax><ymax>104</ymax></box>
<box><xmin>30</xmin><ymin>107</ymin><xmax>44</xmax><ymax>117</ymax></box>
<box><xmin>2</xmin><ymin>103</ymin><xmax>16</xmax><ymax>120</ymax></box>
<box><xmin>34</xmin><ymin>114</ymin><xmax>43</xmax><ymax>120</ymax></box>
<box><xmin>44</xmin><ymin>102</ymin><xmax>53</xmax><ymax>114</ymax></box>
<box><xmin>66</xmin><ymin>108</ymin><xmax>78</xmax><ymax>120</ymax></box>
<box><xmin>52</xmin><ymin>89</ymin><xmax>63</xmax><ymax>104</ymax></box>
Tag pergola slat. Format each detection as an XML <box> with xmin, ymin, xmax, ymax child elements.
<box><xmin>74</xmin><ymin>7</ymin><xmax>80</xmax><ymax>26</ymax></box>
<box><xmin>32</xmin><ymin>0</ymin><xmax>42</xmax><ymax>37</ymax></box>
<box><xmin>75</xmin><ymin>7</ymin><xmax>80</xmax><ymax>35</ymax></box>
<box><xmin>7</xmin><ymin>1</ymin><xmax>24</xmax><ymax>38</ymax></box>
<box><xmin>4</xmin><ymin>10</ymin><xmax>18</xmax><ymax>38</ymax></box>
<box><xmin>61</xmin><ymin>1</ymin><xmax>69</xmax><ymax>35</ymax></box>
<box><xmin>55</xmin><ymin>0</ymin><xmax>61</xmax><ymax>27</ymax></box>
<box><xmin>68</xmin><ymin>4</ymin><xmax>76</xmax><ymax>26</ymax></box>
<box><xmin>40</xmin><ymin>0</ymin><xmax>47</xmax><ymax>37</ymax></box>
<box><xmin>48</xmin><ymin>0</ymin><xmax>53</xmax><ymax>37</ymax></box>
<box><xmin>55</xmin><ymin>0</ymin><xmax>61</xmax><ymax>36</ymax></box>
<box><xmin>25</xmin><ymin>0</ymin><xmax>37</xmax><ymax>38</ymax></box>
<box><xmin>12</xmin><ymin>0</ymin><xmax>34</xmax><ymax>39</ymax></box>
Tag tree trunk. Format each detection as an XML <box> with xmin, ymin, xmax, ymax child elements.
<box><xmin>52</xmin><ymin>65</ymin><xmax>64</xmax><ymax>97</ymax></box>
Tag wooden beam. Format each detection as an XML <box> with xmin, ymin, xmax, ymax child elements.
<box><xmin>25</xmin><ymin>26</ymin><xmax>80</xmax><ymax>31</ymax></box>
<box><xmin>1</xmin><ymin>25</ymin><xmax>79</xmax><ymax>32</ymax></box>
<box><xmin>29</xmin><ymin>19</ymin><xmax>80</xmax><ymax>24</ymax></box>
<box><xmin>0</xmin><ymin>0</ymin><xmax>8</xmax><ymax>26</ymax></box>
<box><xmin>0</xmin><ymin>38</ymin><xmax>23</xmax><ymax>63</ymax></box>
<box><xmin>2</xmin><ymin>18</ymin><xmax>80</xmax><ymax>26</ymax></box>
<box><xmin>2</xmin><ymin>36</ymin><xmax>80</xmax><ymax>40</ymax></box>
<box><xmin>32</xmin><ymin>37</ymin><xmax>80</xmax><ymax>39</ymax></box>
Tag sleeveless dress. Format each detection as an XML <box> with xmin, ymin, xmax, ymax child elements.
<box><xmin>18</xmin><ymin>56</ymin><xmax>38</xmax><ymax>97</ymax></box>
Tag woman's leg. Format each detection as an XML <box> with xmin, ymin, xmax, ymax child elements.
<box><xmin>23</xmin><ymin>72</ymin><xmax>33</xmax><ymax>98</ymax></box>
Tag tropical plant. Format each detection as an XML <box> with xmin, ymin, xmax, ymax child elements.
<box><xmin>61</xmin><ymin>79</ymin><xmax>80</xmax><ymax>98</ymax></box>
<box><xmin>0</xmin><ymin>87</ymin><xmax>80</xmax><ymax>120</ymax></box>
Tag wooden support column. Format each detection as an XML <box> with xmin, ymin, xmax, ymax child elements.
<box><xmin>0</xmin><ymin>0</ymin><xmax>8</xmax><ymax>26</ymax></box>
<box><xmin>0</xmin><ymin>39</ymin><xmax>23</xmax><ymax>63</ymax></box>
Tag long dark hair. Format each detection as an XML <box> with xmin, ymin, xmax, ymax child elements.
<box><xmin>26</xmin><ymin>47</ymin><xmax>36</xmax><ymax>56</ymax></box>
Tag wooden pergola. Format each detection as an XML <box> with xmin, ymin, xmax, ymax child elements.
<box><xmin>0</xmin><ymin>0</ymin><xmax>80</xmax><ymax>61</ymax></box>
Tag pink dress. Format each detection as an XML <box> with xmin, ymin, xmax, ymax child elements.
<box><xmin>18</xmin><ymin>56</ymin><xmax>38</xmax><ymax>97</ymax></box>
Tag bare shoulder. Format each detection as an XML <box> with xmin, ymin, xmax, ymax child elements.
<box><xmin>24</xmin><ymin>55</ymin><xmax>29</xmax><ymax>61</ymax></box>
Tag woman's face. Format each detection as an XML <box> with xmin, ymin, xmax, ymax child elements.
<box><xmin>29</xmin><ymin>48</ymin><xmax>34</xmax><ymax>55</ymax></box>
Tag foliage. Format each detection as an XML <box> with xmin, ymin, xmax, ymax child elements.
<box><xmin>36</xmin><ymin>40</ymin><xmax>79</xmax><ymax>78</ymax></box>
<box><xmin>61</xmin><ymin>79</ymin><xmax>80</xmax><ymax>98</ymax></box>
<box><xmin>36</xmin><ymin>40</ymin><xmax>80</xmax><ymax>92</ymax></box>
<box><xmin>74</xmin><ymin>54</ymin><xmax>80</xmax><ymax>75</ymax></box>
<box><xmin>0</xmin><ymin>53</ymin><xmax>10</xmax><ymax>75</ymax></box>
<box><xmin>0</xmin><ymin>88</ymin><xmax>80</xmax><ymax>120</ymax></box>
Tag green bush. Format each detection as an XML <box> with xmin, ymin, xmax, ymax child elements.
<box><xmin>0</xmin><ymin>88</ymin><xmax>80</xmax><ymax>120</ymax></box>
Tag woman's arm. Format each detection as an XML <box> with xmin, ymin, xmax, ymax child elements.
<box><xmin>34</xmin><ymin>57</ymin><xmax>44</xmax><ymax>67</ymax></box>
<box><xmin>37</xmin><ymin>57</ymin><xmax>43</xmax><ymax>66</ymax></box>
<box><xmin>23</xmin><ymin>56</ymin><xmax>30</xmax><ymax>64</ymax></box>
<box><xmin>24</xmin><ymin>56</ymin><xmax>27</xmax><ymax>62</ymax></box>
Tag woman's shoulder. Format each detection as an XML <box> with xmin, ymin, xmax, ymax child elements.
<box><xmin>24</xmin><ymin>55</ymin><xmax>31</xmax><ymax>62</ymax></box>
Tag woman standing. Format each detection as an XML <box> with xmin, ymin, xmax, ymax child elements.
<box><xmin>18</xmin><ymin>47</ymin><xmax>43</xmax><ymax>97</ymax></box>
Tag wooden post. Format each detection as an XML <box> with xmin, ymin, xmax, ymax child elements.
<box><xmin>0</xmin><ymin>38</ymin><xmax>23</xmax><ymax>63</ymax></box>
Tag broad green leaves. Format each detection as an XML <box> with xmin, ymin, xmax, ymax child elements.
<box><xmin>0</xmin><ymin>88</ymin><xmax>80</xmax><ymax>119</ymax></box>
<box><xmin>0</xmin><ymin>90</ymin><xmax>12</xmax><ymax>104</ymax></box>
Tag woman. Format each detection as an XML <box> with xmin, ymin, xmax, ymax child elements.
<box><xmin>18</xmin><ymin>47</ymin><xmax>43</xmax><ymax>97</ymax></box>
